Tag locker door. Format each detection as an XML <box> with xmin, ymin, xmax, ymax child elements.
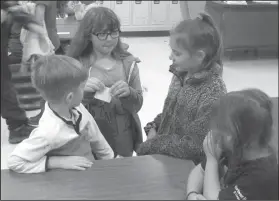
<box><xmin>100</xmin><ymin>0</ymin><xmax>111</xmax><ymax>9</ymax></box>
<box><xmin>132</xmin><ymin>1</ymin><xmax>150</xmax><ymax>26</ymax></box>
<box><xmin>169</xmin><ymin>1</ymin><xmax>182</xmax><ymax>25</ymax></box>
<box><xmin>111</xmin><ymin>1</ymin><xmax>131</xmax><ymax>26</ymax></box>
<box><xmin>151</xmin><ymin>1</ymin><xmax>170</xmax><ymax>25</ymax></box>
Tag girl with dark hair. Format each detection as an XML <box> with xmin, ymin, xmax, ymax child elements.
<box><xmin>67</xmin><ymin>7</ymin><xmax>143</xmax><ymax>158</ymax></box>
<box><xmin>137</xmin><ymin>13</ymin><xmax>226</xmax><ymax>163</ymax></box>
<box><xmin>186</xmin><ymin>89</ymin><xmax>278</xmax><ymax>200</ymax></box>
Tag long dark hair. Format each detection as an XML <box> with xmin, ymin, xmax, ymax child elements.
<box><xmin>209</xmin><ymin>89</ymin><xmax>273</xmax><ymax>167</ymax></box>
<box><xmin>66</xmin><ymin>6</ymin><xmax>129</xmax><ymax>68</ymax></box>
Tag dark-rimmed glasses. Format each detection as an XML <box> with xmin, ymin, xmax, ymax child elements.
<box><xmin>92</xmin><ymin>30</ymin><xmax>120</xmax><ymax>41</ymax></box>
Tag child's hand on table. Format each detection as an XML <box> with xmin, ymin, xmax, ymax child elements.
<box><xmin>47</xmin><ymin>156</ymin><xmax>93</xmax><ymax>171</ymax></box>
<box><xmin>187</xmin><ymin>193</ymin><xmax>207</xmax><ymax>200</ymax></box>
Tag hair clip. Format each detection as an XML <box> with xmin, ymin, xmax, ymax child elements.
<box><xmin>196</xmin><ymin>15</ymin><xmax>203</xmax><ymax>21</ymax></box>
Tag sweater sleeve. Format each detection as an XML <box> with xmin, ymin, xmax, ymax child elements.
<box><xmin>137</xmin><ymin>90</ymin><xmax>222</xmax><ymax>162</ymax></box>
<box><xmin>7</xmin><ymin>129</ymin><xmax>52</xmax><ymax>173</ymax></box>
<box><xmin>120</xmin><ymin>63</ymin><xmax>143</xmax><ymax>114</ymax></box>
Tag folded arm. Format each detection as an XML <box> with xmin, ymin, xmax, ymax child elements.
<box><xmin>137</xmin><ymin>93</ymin><xmax>220</xmax><ymax>162</ymax></box>
<box><xmin>7</xmin><ymin>131</ymin><xmax>52</xmax><ymax>173</ymax></box>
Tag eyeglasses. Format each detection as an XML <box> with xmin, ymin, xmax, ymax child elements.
<box><xmin>93</xmin><ymin>30</ymin><xmax>120</xmax><ymax>41</ymax></box>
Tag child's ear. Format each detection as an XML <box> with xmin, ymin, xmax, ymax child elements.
<box><xmin>195</xmin><ymin>50</ymin><xmax>206</xmax><ymax>64</ymax></box>
<box><xmin>65</xmin><ymin>92</ymin><xmax>74</xmax><ymax>104</ymax></box>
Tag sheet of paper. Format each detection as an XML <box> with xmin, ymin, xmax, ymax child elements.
<box><xmin>94</xmin><ymin>87</ymin><xmax>112</xmax><ymax>103</ymax></box>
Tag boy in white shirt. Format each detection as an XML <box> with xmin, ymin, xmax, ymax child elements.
<box><xmin>7</xmin><ymin>55</ymin><xmax>114</xmax><ymax>173</ymax></box>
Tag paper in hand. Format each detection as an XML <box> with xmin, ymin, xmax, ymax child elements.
<box><xmin>94</xmin><ymin>87</ymin><xmax>112</xmax><ymax>103</ymax></box>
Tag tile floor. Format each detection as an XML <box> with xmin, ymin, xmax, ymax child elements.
<box><xmin>1</xmin><ymin>36</ymin><xmax>278</xmax><ymax>169</ymax></box>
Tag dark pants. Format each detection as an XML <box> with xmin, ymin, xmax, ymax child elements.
<box><xmin>1</xmin><ymin>56</ymin><xmax>28</xmax><ymax>131</ymax></box>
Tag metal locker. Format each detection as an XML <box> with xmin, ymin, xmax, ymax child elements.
<box><xmin>132</xmin><ymin>1</ymin><xmax>150</xmax><ymax>26</ymax></box>
<box><xmin>150</xmin><ymin>1</ymin><xmax>170</xmax><ymax>25</ymax></box>
<box><xmin>169</xmin><ymin>1</ymin><xmax>182</xmax><ymax>25</ymax></box>
<box><xmin>100</xmin><ymin>0</ymin><xmax>111</xmax><ymax>9</ymax></box>
<box><xmin>111</xmin><ymin>1</ymin><xmax>131</xmax><ymax>26</ymax></box>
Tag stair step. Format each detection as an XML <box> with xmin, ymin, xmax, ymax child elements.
<box><xmin>9</xmin><ymin>63</ymin><xmax>21</xmax><ymax>73</ymax></box>
<box><xmin>12</xmin><ymin>72</ymin><xmax>32</xmax><ymax>82</ymax></box>
<box><xmin>20</xmin><ymin>102</ymin><xmax>41</xmax><ymax>111</ymax></box>
<box><xmin>18</xmin><ymin>93</ymin><xmax>42</xmax><ymax>103</ymax></box>
<box><xmin>14</xmin><ymin>82</ymin><xmax>38</xmax><ymax>94</ymax></box>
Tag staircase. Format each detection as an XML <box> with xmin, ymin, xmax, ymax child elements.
<box><xmin>10</xmin><ymin>63</ymin><xmax>42</xmax><ymax>111</ymax></box>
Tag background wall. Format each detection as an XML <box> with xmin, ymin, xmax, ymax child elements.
<box><xmin>180</xmin><ymin>1</ymin><xmax>206</xmax><ymax>19</ymax></box>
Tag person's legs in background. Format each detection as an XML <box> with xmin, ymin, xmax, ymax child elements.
<box><xmin>1</xmin><ymin>59</ymin><xmax>35</xmax><ymax>144</ymax></box>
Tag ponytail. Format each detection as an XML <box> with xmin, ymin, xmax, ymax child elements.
<box><xmin>197</xmin><ymin>12</ymin><xmax>223</xmax><ymax>69</ymax></box>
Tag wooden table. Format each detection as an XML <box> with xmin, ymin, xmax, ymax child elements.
<box><xmin>1</xmin><ymin>155</ymin><xmax>194</xmax><ymax>200</ymax></box>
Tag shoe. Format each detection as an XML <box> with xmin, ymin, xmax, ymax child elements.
<box><xmin>9</xmin><ymin>124</ymin><xmax>35</xmax><ymax>144</ymax></box>
<box><xmin>28</xmin><ymin>112</ymin><xmax>43</xmax><ymax>127</ymax></box>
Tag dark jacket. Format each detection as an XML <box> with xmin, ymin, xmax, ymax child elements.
<box><xmin>137</xmin><ymin>63</ymin><xmax>227</xmax><ymax>164</ymax></box>
<box><xmin>82</xmin><ymin>54</ymin><xmax>143</xmax><ymax>157</ymax></box>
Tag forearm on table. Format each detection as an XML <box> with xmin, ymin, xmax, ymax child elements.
<box><xmin>7</xmin><ymin>155</ymin><xmax>47</xmax><ymax>173</ymax></box>
<box><xmin>137</xmin><ymin>134</ymin><xmax>187</xmax><ymax>158</ymax></box>
<box><xmin>47</xmin><ymin>156</ymin><xmax>69</xmax><ymax>170</ymax></box>
<box><xmin>90</xmin><ymin>141</ymin><xmax>114</xmax><ymax>160</ymax></box>
<box><xmin>187</xmin><ymin>164</ymin><xmax>204</xmax><ymax>194</ymax></box>
<box><xmin>203</xmin><ymin>158</ymin><xmax>221</xmax><ymax>200</ymax></box>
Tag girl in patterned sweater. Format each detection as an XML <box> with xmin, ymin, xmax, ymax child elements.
<box><xmin>137</xmin><ymin>13</ymin><xmax>227</xmax><ymax>164</ymax></box>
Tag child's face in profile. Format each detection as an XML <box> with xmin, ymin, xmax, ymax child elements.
<box><xmin>169</xmin><ymin>34</ymin><xmax>204</xmax><ymax>74</ymax></box>
<box><xmin>67</xmin><ymin>81</ymin><xmax>86</xmax><ymax>108</ymax></box>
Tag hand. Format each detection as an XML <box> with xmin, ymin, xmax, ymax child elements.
<box><xmin>144</xmin><ymin>122</ymin><xmax>156</xmax><ymax>135</ymax></box>
<box><xmin>196</xmin><ymin>194</ymin><xmax>207</xmax><ymax>200</ymax></box>
<box><xmin>85</xmin><ymin>77</ymin><xmax>105</xmax><ymax>93</ymax></box>
<box><xmin>147</xmin><ymin>127</ymin><xmax>157</xmax><ymax>140</ymax></box>
<box><xmin>110</xmin><ymin>80</ymin><xmax>130</xmax><ymax>98</ymax></box>
<box><xmin>203</xmin><ymin>131</ymin><xmax>222</xmax><ymax>161</ymax></box>
<box><xmin>187</xmin><ymin>193</ymin><xmax>207</xmax><ymax>200</ymax></box>
<box><xmin>115</xmin><ymin>155</ymin><xmax>124</xmax><ymax>158</ymax></box>
<box><xmin>48</xmin><ymin>156</ymin><xmax>93</xmax><ymax>171</ymax></box>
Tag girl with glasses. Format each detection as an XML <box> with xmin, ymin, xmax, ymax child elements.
<box><xmin>67</xmin><ymin>7</ymin><xmax>143</xmax><ymax>158</ymax></box>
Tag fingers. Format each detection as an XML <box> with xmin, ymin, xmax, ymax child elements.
<box><xmin>196</xmin><ymin>194</ymin><xmax>207</xmax><ymax>200</ymax></box>
<box><xmin>115</xmin><ymin>88</ymin><xmax>130</xmax><ymax>98</ymax></box>
<box><xmin>110</xmin><ymin>81</ymin><xmax>130</xmax><ymax>97</ymax></box>
<box><xmin>110</xmin><ymin>81</ymin><xmax>124</xmax><ymax>95</ymax></box>
<box><xmin>72</xmin><ymin>156</ymin><xmax>93</xmax><ymax>170</ymax></box>
<box><xmin>86</xmin><ymin>78</ymin><xmax>105</xmax><ymax>92</ymax></box>
<box><xmin>72</xmin><ymin>166</ymin><xmax>86</xmax><ymax>171</ymax></box>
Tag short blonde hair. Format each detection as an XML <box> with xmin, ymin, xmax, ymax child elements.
<box><xmin>31</xmin><ymin>55</ymin><xmax>88</xmax><ymax>103</ymax></box>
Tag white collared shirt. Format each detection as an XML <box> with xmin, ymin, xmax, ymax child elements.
<box><xmin>7</xmin><ymin>103</ymin><xmax>114</xmax><ymax>173</ymax></box>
